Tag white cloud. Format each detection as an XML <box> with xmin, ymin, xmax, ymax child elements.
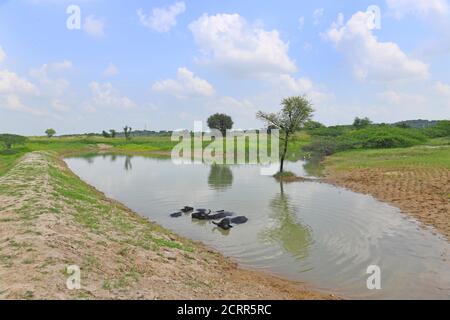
<box><xmin>29</xmin><ymin>60</ymin><xmax>72</xmax><ymax>96</ymax></box>
<box><xmin>0</xmin><ymin>94</ymin><xmax>44</xmax><ymax>116</ymax></box>
<box><xmin>313</xmin><ymin>8</ymin><xmax>324</xmax><ymax>25</ymax></box>
<box><xmin>387</xmin><ymin>0</ymin><xmax>449</xmax><ymax>18</ymax></box>
<box><xmin>0</xmin><ymin>70</ymin><xmax>39</xmax><ymax>95</ymax></box>
<box><xmin>152</xmin><ymin>67</ymin><xmax>215</xmax><ymax>98</ymax></box>
<box><xmin>378</xmin><ymin>90</ymin><xmax>426</xmax><ymax>105</ymax></box>
<box><xmin>103</xmin><ymin>63</ymin><xmax>119</xmax><ymax>77</ymax></box>
<box><xmin>189</xmin><ymin>13</ymin><xmax>297</xmax><ymax>77</ymax></box>
<box><xmin>435</xmin><ymin>81</ymin><xmax>450</xmax><ymax>96</ymax></box>
<box><xmin>324</xmin><ymin>11</ymin><xmax>429</xmax><ymax>81</ymax></box>
<box><xmin>0</xmin><ymin>47</ymin><xmax>6</xmax><ymax>63</ymax></box>
<box><xmin>137</xmin><ymin>1</ymin><xmax>186</xmax><ymax>32</ymax></box>
<box><xmin>89</xmin><ymin>82</ymin><xmax>135</xmax><ymax>109</ymax></box>
<box><xmin>83</xmin><ymin>15</ymin><xmax>105</xmax><ymax>38</ymax></box>
<box><xmin>51</xmin><ymin>99</ymin><xmax>70</xmax><ymax>112</ymax></box>
<box><xmin>272</xmin><ymin>74</ymin><xmax>331</xmax><ymax>103</ymax></box>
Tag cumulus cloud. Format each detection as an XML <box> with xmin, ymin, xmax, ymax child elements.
<box><xmin>137</xmin><ymin>1</ymin><xmax>186</xmax><ymax>32</ymax></box>
<box><xmin>29</xmin><ymin>60</ymin><xmax>72</xmax><ymax>96</ymax></box>
<box><xmin>83</xmin><ymin>15</ymin><xmax>105</xmax><ymax>38</ymax></box>
<box><xmin>272</xmin><ymin>74</ymin><xmax>331</xmax><ymax>103</ymax></box>
<box><xmin>0</xmin><ymin>70</ymin><xmax>39</xmax><ymax>95</ymax></box>
<box><xmin>152</xmin><ymin>67</ymin><xmax>215</xmax><ymax>98</ymax></box>
<box><xmin>103</xmin><ymin>63</ymin><xmax>119</xmax><ymax>77</ymax></box>
<box><xmin>189</xmin><ymin>13</ymin><xmax>297</xmax><ymax>77</ymax></box>
<box><xmin>387</xmin><ymin>0</ymin><xmax>449</xmax><ymax>18</ymax></box>
<box><xmin>324</xmin><ymin>11</ymin><xmax>429</xmax><ymax>81</ymax></box>
<box><xmin>89</xmin><ymin>82</ymin><xmax>136</xmax><ymax>109</ymax></box>
<box><xmin>435</xmin><ymin>81</ymin><xmax>450</xmax><ymax>96</ymax></box>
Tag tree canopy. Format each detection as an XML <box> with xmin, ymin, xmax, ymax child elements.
<box><xmin>45</xmin><ymin>128</ymin><xmax>56</xmax><ymax>138</ymax></box>
<box><xmin>257</xmin><ymin>95</ymin><xmax>314</xmax><ymax>173</ymax></box>
<box><xmin>0</xmin><ymin>134</ymin><xmax>28</xmax><ymax>150</ymax></box>
<box><xmin>207</xmin><ymin>113</ymin><xmax>233</xmax><ymax>136</ymax></box>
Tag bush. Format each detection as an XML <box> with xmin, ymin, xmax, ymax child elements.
<box><xmin>303</xmin><ymin>126</ymin><xmax>427</xmax><ymax>156</ymax></box>
<box><xmin>424</xmin><ymin>120</ymin><xmax>450</xmax><ymax>138</ymax></box>
<box><xmin>307</xmin><ymin>125</ymin><xmax>351</xmax><ymax>137</ymax></box>
<box><xmin>0</xmin><ymin>134</ymin><xmax>28</xmax><ymax>150</ymax></box>
<box><xmin>343</xmin><ymin>126</ymin><xmax>427</xmax><ymax>149</ymax></box>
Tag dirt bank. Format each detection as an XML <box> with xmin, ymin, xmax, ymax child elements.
<box><xmin>0</xmin><ymin>152</ymin><xmax>333</xmax><ymax>300</ymax></box>
<box><xmin>326</xmin><ymin>166</ymin><xmax>450</xmax><ymax>240</ymax></box>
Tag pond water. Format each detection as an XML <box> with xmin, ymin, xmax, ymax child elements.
<box><xmin>65</xmin><ymin>154</ymin><xmax>450</xmax><ymax>299</ymax></box>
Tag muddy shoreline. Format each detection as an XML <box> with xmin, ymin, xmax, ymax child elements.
<box><xmin>325</xmin><ymin>167</ymin><xmax>450</xmax><ymax>241</ymax></box>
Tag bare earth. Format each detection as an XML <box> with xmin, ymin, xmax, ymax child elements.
<box><xmin>326</xmin><ymin>167</ymin><xmax>450</xmax><ymax>240</ymax></box>
<box><xmin>0</xmin><ymin>152</ymin><xmax>332</xmax><ymax>300</ymax></box>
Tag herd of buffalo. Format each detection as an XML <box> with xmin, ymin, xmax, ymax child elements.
<box><xmin>169</xmin><ymin>206</ymin><xmax>248</xmax><ymax>230</ymax></box>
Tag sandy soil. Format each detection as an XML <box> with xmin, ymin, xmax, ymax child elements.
<box><xmin>0</xmin><ymin>152</ymin><xmax>333</xmax><ymax>300</ymax></box>
<box><xmin>326</xmin><ymin>167</ymin><xmax>450</xmax><ymax>240</ymax></box>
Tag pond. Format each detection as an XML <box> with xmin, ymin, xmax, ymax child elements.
<box><xmin>65</xmin><ymin>154</ymin><xmax>450</xmax><ymax>299</ymax></box>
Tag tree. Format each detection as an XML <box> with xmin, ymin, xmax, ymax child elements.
<box><xmin>257</xmin><ymin>95</ymin><xmax>314</xmax><ymax>173</ymax></box>
<box><xmin>102</xmin><ymin>130</ymin><xmax>111</xmax><ymax>138</ymax></box>
<box><xmin>0</xmin><ymin>134</ymin><xmax>28</xmax><ymax>150</ymax></box>
<box><xmin>353</xmin><ymin>117</ymin><xmax>372</xmax><ymax>129</ymax></box>
<box><xmin>45</xmin><ymin>128</ymin><xmax>56</xmax><ymax>138</ymax></box>
<box><xmin>109</xmin><ymin>129</ymin><xmax>117</xmax><ymax>138</ymax></box>
<box><xmin>123</xmin><ymin>126</ymin><xmax>132</xmax><ymax>140</ymax></box>
<box><xmin>207</xmin><ymin>113</ymin><xmax>233</xmax><ymax>136</ymax></box>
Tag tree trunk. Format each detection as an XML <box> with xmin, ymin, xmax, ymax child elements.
<box><xmin>279</xmin><ymin>132</ymin><xmax>289</xmax><ymax>173</ymax></box>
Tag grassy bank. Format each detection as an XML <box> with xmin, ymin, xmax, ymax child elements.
<box><xmin>324</xmin><ymin>143</ymin><xmax>450</xmax><ymax>171</ymax></box>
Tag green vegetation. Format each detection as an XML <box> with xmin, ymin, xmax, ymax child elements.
<box><xmin>257</xmin><ymin>95</ymin><xmax>314</xmax><ymax>173</ymax></box>
<box><xmin>304</xmin><ymin>122</ymin><xmax>448</xmax><ymax>157</ymax></box>
<box><xmin>123</xmin><ymin>126</ymin><xmax>132</xmax><ymax>140</ymax></box>
<box><xmin>324</xmin><ymin>144</ymin><xmax>450</xmax><ymax>171</ymax></box>
<box><xmin>45</xmin><ymin>128</ymin><xmax>56</xmax><ymax>138</ymax></box>
<box><xmin>207</xmin><ymin>113</ymin><xmax>234</xmax><ymax>136</ymax></box>
<box><xmin>353</xmin><ymin>117</ymin><xmax>372</xmax><ymax>129</ymax></box>
<box><xmin>0</xmin><ymin>134</ymin><xmax>28</xmax><ymax>151</ymax></box>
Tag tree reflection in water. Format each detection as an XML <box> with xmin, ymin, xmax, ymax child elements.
<box><xmin>208</xmin><ymin>164</ymin><xmax>233</xmax><ymax>191</ymax></box>
<box><xmin>260</xmin><ymin>181</ymin><xmax>312</xmax><ymax>260</ymax></box>
<box><xmin>124</xmin><ymin>155</ymin><xmax>133</xmax><ymax>171</ymax></box>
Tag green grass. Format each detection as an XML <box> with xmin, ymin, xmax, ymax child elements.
<box><xmin>325</xmin><ymin>145</ymin><xmax>450</xmax><ymax>171</ymax></box>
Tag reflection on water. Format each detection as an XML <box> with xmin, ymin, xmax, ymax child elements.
<box><xmin>208</xmin><ymin>164</ymin><xmax>233</xmax><ymax>191</ymax></box>
<box><xmin>260</xmin><ymin>181</ymin><xmax>312</xmax><ymax>260</ymax></box>
<box><xmin>124</xmin><ymin>155</ymin><xmax>132</xmax><ymax>171</ymax></box>
<box><xmin>65</xmin><ymin>154</ymin><xmax>450</xmax><ymax>299</ymax></box>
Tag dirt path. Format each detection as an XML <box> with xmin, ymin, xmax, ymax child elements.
<box><xmin>0</xmin><ymin>152</ymin><xmax>333</xmax><ymax>300</ymax></box>
<box><xmin>326</xmin><ymin>167</ymin><xmax>450</xmax><ymax>240</ymax></box>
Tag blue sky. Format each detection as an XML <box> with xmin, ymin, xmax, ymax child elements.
<box><xmin>0</xmin><ymin>0</ymin><xmax>449</xmax><ymax>135</ymax></box>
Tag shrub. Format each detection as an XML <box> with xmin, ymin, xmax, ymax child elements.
<box><xmin>424</xmin><ymin>120</ymin><xmax>450</xmax><ymax>138</ymax></box>
<box><xmin>303</xmin><ymin>126</ymin><xmax>427</xmax><ymax>156</ymax></box>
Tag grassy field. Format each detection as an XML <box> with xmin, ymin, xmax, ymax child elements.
<box><xmin>324</xmin><ymin>143</ymin><xmax>450</xmax><ymax>171</ymax></box>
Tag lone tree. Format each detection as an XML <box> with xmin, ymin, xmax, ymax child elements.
<box><xmin>257</xmin><ymin>95</ymin><xmax>314</xmax><ymax>173</ymax></box>
<box><xmin>0</xmin><ymin>134</ymin><xmax>28</xmax><ymax>150</ymax></box>
<box><xmin>123</xmin><ymin>126</ymin><xmax>132</xmax><ymax>140</ymax></box>
<box><xmin>207</xmin><ymin>113</ymin><xmax>233</xmax><ymax>136</ymax></box>
<box><xmin>353</xmin><ymin>117</ymin><xmax>372</xmax><ymax>129</ymax></box>
<box><xmin>109</xmin><ymin>129</ymin><xmax>117</xmax><ymax>138</ymax></box>
<box><xmin>45</xmin><ymin>128</ymin><xmax>56</xmax><ymax>138</ymax></box>
<box><xmin>102</xmin><ymin>130</ymin><xmax>111</xmax><ymax>138</ymax></box>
